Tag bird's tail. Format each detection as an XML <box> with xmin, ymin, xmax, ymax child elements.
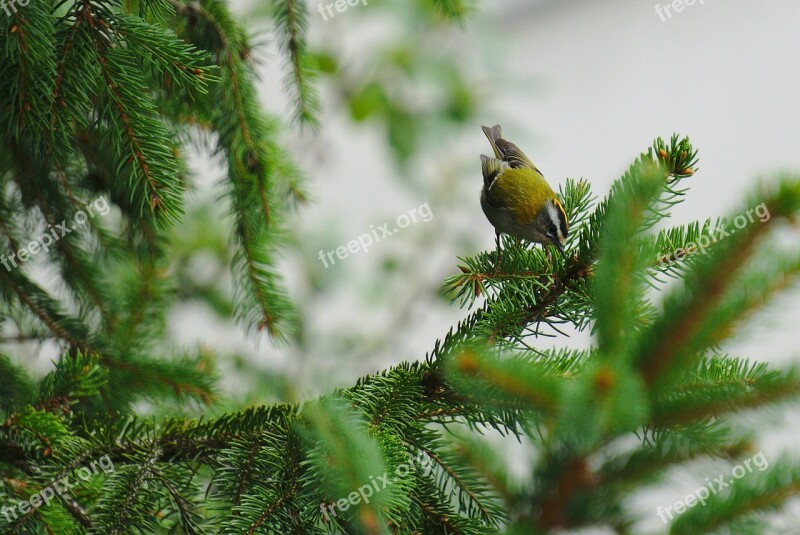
<box><xmin>481</xmin><ymin>125</ymin><xmax>504</xmax><ymax>159</ymax></box>
<box><xmin>481</xmin><ymin>124</ymin><xmax>539</xmax><ymax>172</ymax></box>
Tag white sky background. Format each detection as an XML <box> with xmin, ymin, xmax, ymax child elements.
<box><xmin>176</xmin><ymin>0</ymin><xmax>800</xmax><ymax>390</ymax></box>
<box><xmin>171</xmin><ymin>0</ymin><xmax>800</xmax><ymax>530</ymax></box>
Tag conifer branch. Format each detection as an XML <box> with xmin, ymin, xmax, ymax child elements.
<box><xmin>271</xmin><ymin>0</ymin><xmax>319</xmax><ymax>125</ymax></box>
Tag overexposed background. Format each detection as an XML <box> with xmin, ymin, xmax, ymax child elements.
<box><xmin>171</xmin><ymin>0</ymin><xmax>800</xmax><ymax>531</ymax></box>
<box><xmin>176</xmin><ymin>0</ymin><xmax>800</xmax><ymax>389</ymax></box>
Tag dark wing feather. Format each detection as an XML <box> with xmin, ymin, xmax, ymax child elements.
<box><xmin>494</xmin><ymin>138</ymin><xmax>542</xmax><ymax>174</ymax></box>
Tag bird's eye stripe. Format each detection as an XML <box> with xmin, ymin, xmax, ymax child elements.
<box><xmin>553</xmin><ymin>199</ymin><xmax>567</xmax><ymax>223</ymax></box>
<box><xmin>553</xmin><ymin>198</ymin><xmax>569</xmax><ymax>237</ymax></box>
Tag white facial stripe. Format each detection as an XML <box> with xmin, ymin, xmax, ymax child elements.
<box><xmin>545</xmin><ymin>203</ymin><xmax>565</xmax><ymax>241</ymax></box>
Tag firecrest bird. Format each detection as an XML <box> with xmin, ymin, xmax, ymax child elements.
<box><xmin>480</xmin><ymin>125</ymin><xmax>569</xmax><ymax>263</ymax></box>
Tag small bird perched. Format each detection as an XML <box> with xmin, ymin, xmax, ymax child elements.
<box><xmin>479</xmin><ymin>125</ymin><xmax>568</xmax><ymax>263</ymax></box>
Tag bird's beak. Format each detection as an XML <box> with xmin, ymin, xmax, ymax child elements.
<box><xmin>553</xmin><ymin>240</ymin><xmax>566</xmax><ymax>256</ymax></box>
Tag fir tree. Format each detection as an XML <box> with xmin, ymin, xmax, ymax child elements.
<box><xmin>1</xmin><ymin>0</ymin><xmax>800</xmax><ymax>534</ymax></box>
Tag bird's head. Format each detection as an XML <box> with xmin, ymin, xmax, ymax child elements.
<box><xmin>541</xmin><ymin>197</ymin><xmax>569</xmax><ymax>255</ymax></box>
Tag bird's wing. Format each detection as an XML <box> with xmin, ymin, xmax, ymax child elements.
<box><xmin>488</xmin><ymin>169</ymin><xmax>552</xmax><ymax>225</ymax></box>
<box><xmin>480</xmin><ymin>124</ymin><xmax>543</xmax><ymax>174</ymax></box>
<box><xmin>480</xmin><ymin>155</ymin><xmax>509</xmax><ymax>189</ymax></box>
<box><xmin>494</xmin><ymin>138</ymin><xmax>542</xmax><ymax>174</ymax></box>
